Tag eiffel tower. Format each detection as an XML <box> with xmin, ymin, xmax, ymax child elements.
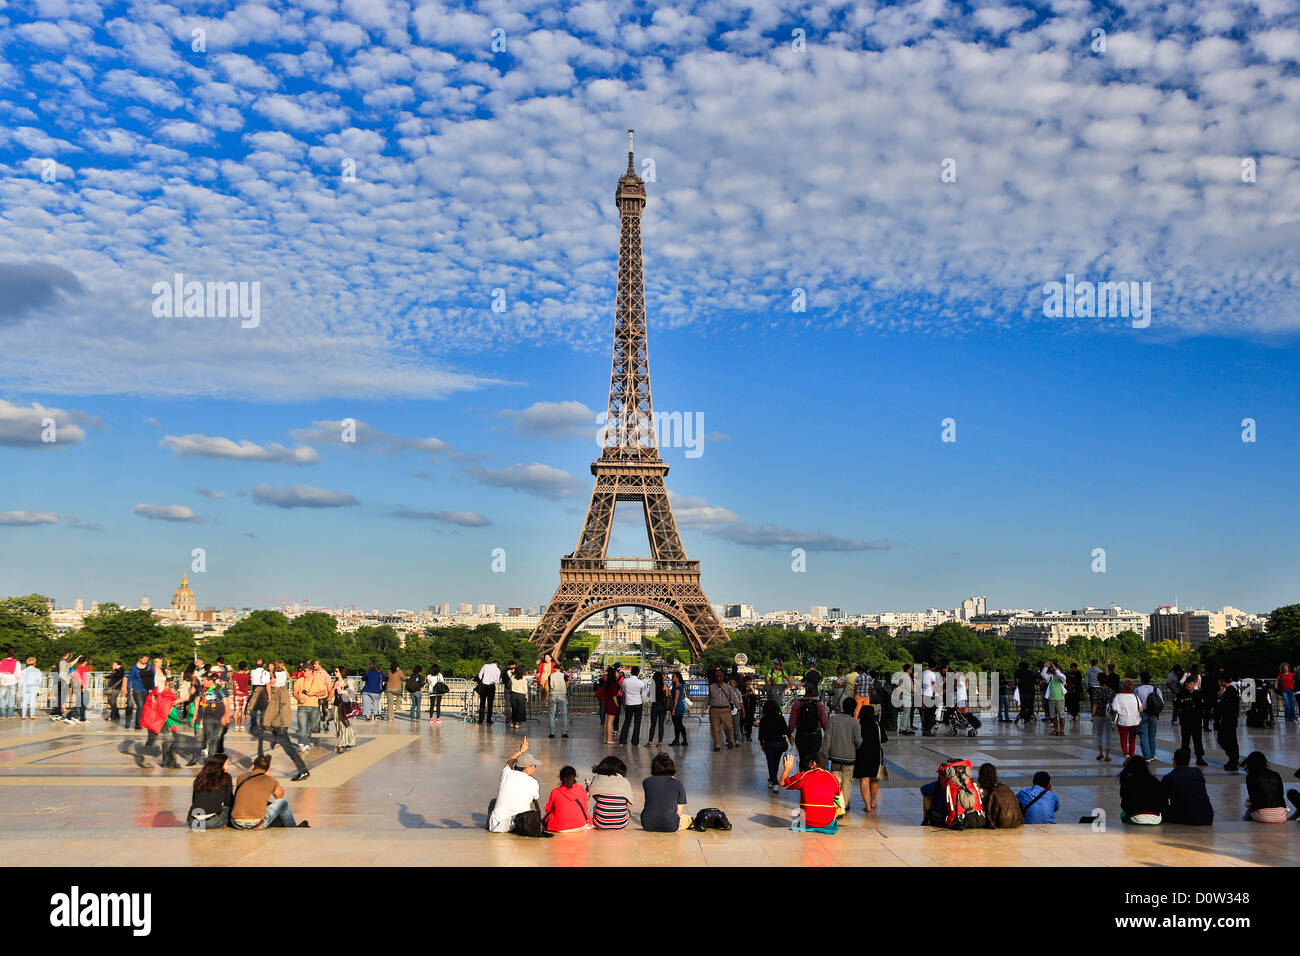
<box><xmin>530</xmin><ymin>131</ymin><xmax>730</xmax><ymax>662</ymax></box>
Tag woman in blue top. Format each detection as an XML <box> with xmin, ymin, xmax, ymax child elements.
<box><xmin>668</xmin><ymin>672</ymin><xmax>688</xmax><ymax>747</ymax></box>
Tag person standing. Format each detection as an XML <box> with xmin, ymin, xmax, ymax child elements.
<box><xmin>619</xmin><ymin>666</ymin><xmax>646</xmax><ymax>745</ymax></box>
<box><xmin>1175</xmin><ymin>676</ymin><xmax>1208</xmax><ymax>766</ymax></box>
<box><xmin>258</xmin><ymin>662</ymin><xmax>309</xmax><ymax>781</ymax></box>
<box><xmin>333</xmin><ymin>667</ymin><xmax>357</xmax><ymax>753</ymax></box>
<box><xmin>1215</xmin><ymin>675</ymin><xmax>1241</xmax><ymax>773</ymax></box>
<box><xmin>830</xmin><ymin>666</ymin><xmax>848</xmax><ymax>712</ymax></box>
<box><xmin>294</xmin><ymin>660</ymin><xmax>330</xmax><ymax>748</ymax></box>
<box><xmin>1083</xmin><ymin>660</ymin><xmax>1102</xmax><ymax>713</ymax></box>
<box><xmin>536</xmin><ymin>653</ymin><xmax>557</xmax><ymax>702</ymax></box>
<box><xmin>0</xmin><ymin>649</ymin><xmax>20</xmax><ymax>719</ymax></box>
<box><xmin>125</xmin><ymin>655</ymin><xmax>153</xmax><ymax>730</ymax></box>
<box><xmin>644</xmin><ymin>670</ymin><xmax>666</xmax><ymax>748</ymax></box>
<box><xmin>547</xmin><ymin>665</ymin><xmax>570</xmax><ymax>739</ymax></box>
<box><xmin>384</xmin><ymin>664</ymin><xmax>405</xmax><ymax>723</ymax></box>
<box><xmin>66</xmin><ymin>656</ymin><xmax>92</xmax><ymax>723</ymax></box>
<box><xmin>758</xmin><ymin>697</ymin><xmax>788</xmax><ymax>791</ymax></box>
<box><xmin>852</xmin><ymin>664</ymin><xmax>873</xmax><ymax>718</ymax></box>
<box><xmin>475</xmin><ymin>659</ymin><xmax>501</xmax><ymax>725</ymax></box>
<box><xmin>506</xmin><ymin>664</ymin><xmax>530</xmax><ymax>730</ymax></box>
<box><xmin>854</xmin><ymin>703</ymin><xmax>887</xmax><ymax>813</ymax></box>
<box><xmin>1274</xmin><ymin>665</ymin><xmax>1294</xmax><ymax>723</ymax></box>
<box><xmin>596</xmin><ymin>667</ymin><xmax>622</xmax><ymax>744</ymax></box>
<box><xmin>195</xmin><ymin>673</ymin><xmax>230</xmax><ymax>759</ymax></box>
<box><xmin>787</xmin><ymin>684</ymin><xmax>829</xmax><ymax>764</ymax></box>
<box><xmin>1092</xmin><ymin>673</ymin><xmax>1117</xmax><ymax>762</ymax></box>
<box><xmin>427</xmin><ymin>665</ymin><xmax>448</xmax><ymax>724</ymax></box>
<box><xmin>707</xmin><ymin>670</ymin><xmax>734</xmax><ymax>751</ymax></box>
<box><xmin>921</xmin><ymin>663</ymin><xmax>941</xmax><ymax>735</ymax></box>
<box><xmin>51</xmin><ymin>651</ymin><xmax>74</xmax><ymax>721</ymax></box>
<box><xmin>1134</xmin><ymin>671</ymin><xmax>1162</xmax><ymax>761</ymax></box>
<box><xmin>726</xmin><ymin>676</ymin><xmax>745</xmax><ymax>745</ymax></box>
<box><xmin>897</xmin><ymin>663</ymin><xmax>916</xmax><ymax>733</ymax></box>
<box><xmin>247</xmin><ymin>659</ymin><xmax>270</xmax><ymax>733</ymax></box>
<box><xmin>405</xmin><ymin>665</ymin><xmax>425</xmax><ymax>722</ymax></box>
<box><xmin>360</xmin><ymin>664</ymin><xmax>383</xmax><ymax>721</ymax></box>
<box><xmin>19</xmin><ymin>657</ymin><xmax>42</xmax><ymax>720</ymax></box>
<box><xmin>1041</xmin><ymin>661</ymin><xmax>1066</xmax><ymax>736</ymax></box>
<box><xmin>1113</xmin><ymin>678</ymin><xmax>1141</xmax><ymax>758</ymax></box>
<box><xmin>668</xmin><ymin>672</ymin><xmax>688</xmax><ymax>747</ymax></box>
<box><xmin>741</xmin><ymin>677</ymin><xmax>758</xmax><ymax>741</ymax></box>
<box><xmin>1065</xmin><ymin>663</ymin><xmax>1082</xmax><ymax>722</ymax></box>
<box><xmin>230</xmin><ymin>662</ymin><xmax>250</xmax><ymax>730</ymax></box>
<box><xmin>823</xmin><ymin>697</ymin><xmax>863</xmax><ymax>810</ymax></box>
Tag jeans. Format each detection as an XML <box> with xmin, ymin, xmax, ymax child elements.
<box><xmin>997</xmin><ymin>694</ymin><xmax>1010</xmax><ymax>721</ymax></box>
<box><xmin>548</xmin><ymin>696</ymin><xmax>569</xmax><ymax>735</ymax></box>
<box><xmin>362</xmin><ymin>691</ymin><xmax>380</xmax><ymax>719</ymax></box>
<box><xmin>257</xmin><ymin>797</ymin><xmax>297</xmax><ymax>829</ymax></box>
<box><xmin>1094</xmin><ymin>716</ymin><xmax>1113</xmax><ymax>750</ymax></box>
<box><xmin>295</xmin><ymin>705</ymin><xmax>320</xmax><ymax>746</ymax></box>
<box><xmin>130</xmin><ymin>689</ymin><xmax>147</xmax><ymax>729</ymax></box>
<box><xmin>647</xmin><ymin>703</ymin><xmax>666</xmax><ymax>743</ymax></box>
<box><xmin>408</xmin><ymin>691</ymin><xmax>423</xmax><ymax>721</ymax></box>
<box><xmin>620</xmin><ymin>704</ymin><xmax>643</xmax><ymax>745</ymax></box>
<box><xmin>21</xmin><ymin>688</ymin><xmax>38</xmax><ymax>718</ymax></box>
<box><xmin>201</xmin><ymin>719</ymin><xmax>226</xmax><ymax>756</ymax></box>
<box><xmin>1139</xmin><ymin>711</ymin><xmax>1159</xmax><ymax>760</ymax></box>
<box><xmin>897</xmin><ymin>703</ymin><xmax>913</xmax><ymax>731</ymax></box>
<box><xmin>762</xmin><ymin>740</ymin><xmax>787</xmax><ymax>784</ymax></box>
<box><xmin>257</xmin><ymin>726</ymin><xmax>308</xmax><ymax>773</ymax></box>
<box><xmin>71</xmin><ymin>688</ymin><xmax>90</xmax><ymax>721</ymax></box>
<box><xmin>0</xmin><ymin>684</ymin><xmax>15</xmax><ymax>718</ymax></box>
<box><xmin>246</xmin><ymin>707</ymin><xmax>264</xmax><ymax>734</ymax></box>
<box><xmin>1283</xmin><ymin>689</ymin><xmax>1296</xmax><ymax>722</ymax></box>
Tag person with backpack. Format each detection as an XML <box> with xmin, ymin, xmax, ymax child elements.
<box><xmin>427</xmin><ymin>665</ymin><xmax>449</xmax><ymax>724</ymax></box>
<box><xmin>787</xmin><ymin>683</ymin><xmax>829</xmax><ymax>764</ymax></box>
<box><xmin>1134</xmin><ymin>671</ymin><xmax>1163</xmax><ymax>761</ymax></box>
<box><xmin>405</xmin><ymin>665</ymin><xmax>425</xmax><ymax>721</ymax></box>
<box><xmin>1016</xmin><ymin>771</ymin><xmax>1059</xmax><ymax>823</ymax></box>
<box><xmin>780</xmin><ymin>750</ymin><xmax>841</xmax><ymax>833</ymax></box>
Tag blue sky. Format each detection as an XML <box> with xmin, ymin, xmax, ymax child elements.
<box><xmin>2</xmin><ymin>0</ymin><xmax>1299</xmax><ymax>614</ymax></box>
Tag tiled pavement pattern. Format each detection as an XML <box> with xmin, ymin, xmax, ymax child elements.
<box><xmin>1</xmin><ymin>712</ymin><xmax>1296</xmax><ymax>866</ymax></box>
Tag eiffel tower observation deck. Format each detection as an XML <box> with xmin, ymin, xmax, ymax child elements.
<box><xmin>530</xmin><ymin>132</ymin><xmax>730</xmax><ymax>661</ymax></box>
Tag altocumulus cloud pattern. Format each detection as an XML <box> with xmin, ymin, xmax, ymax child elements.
<box><xmin>1</xmin><ymin>0</ymin><xmax>1298</xmax><ymax>401</ymax></box>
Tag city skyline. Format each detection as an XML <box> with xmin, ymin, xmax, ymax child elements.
<box><xmin>3</xmin><ymin>1</ymin><xmax>1300</xmax><ymax>615</ymax></box>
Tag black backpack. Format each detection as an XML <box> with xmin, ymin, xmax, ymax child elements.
<box><xmin>798</xmin><ymin>697</ymin><xmax>821</xmax><ymax>733</ymax></box>
<box><xmin>1144</xmin><ymin>687</ymin><xmax>1163</xmax><ymax>717</ymax></box>
<box><xmin>691</xmin><ymin>808</ymin><xmax>732</xmax><ymax>831</ymax></box>
<box><xmin>406</xmin><ymin>674</ymin><xmax>422</xmax><ymax>693</ymax></box>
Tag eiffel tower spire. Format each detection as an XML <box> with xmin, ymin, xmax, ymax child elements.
<box><xmin>529</xmin><ymin>135</ymin><xmax>730</xmax><ymax>663</ymax></box>
<box><xmin>603</xmin><ymin>127</ymin><xmax>658</xmax><ymax>461</ymax></box>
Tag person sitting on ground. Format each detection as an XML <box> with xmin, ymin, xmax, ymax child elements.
<box><xmin>188</xmin><ymin>753</ymin><xmax>234</xmax><ymax>830</ymax></box>
<box><xmin>487</xmin><ymin>738</ymin><xmax>541</xmax><ymax>833</ymax></box>
<box><xmin>977</xmin><ymin>763</ymin><xmax>1024</xmax><ymax>829</ymax></box>
<box><xmin>780</xmin><ymin>750</ymin><xmax>841</xmax><ymax>833</ymax></box>
<box><xmin>1117</xmin><ymin>755</ymin><xmax>1165</xmax><ymax>825</ymax></box>
<box><xmin>1241</xmin><ymin>751</ymin><xmax>1287</xmax><ymax>823</ymax></box>
<box><xmin>588</xmin><ymin>755</ymin><xmax>634</xmax><ymax>830</ymax></box>
<box><xmin>823</xmin><ymin>697</ymin><xmax>864</xmax><ymax>810</ymax></box>
<box><xmin>542</xmin><ymin>765</ymin><xmax>590</xmax><ymax>833</ymax></box>
<box><xmin>1016</xmin><ymin>771</ymin><xmax>1060</xmax><ymax>824</ymax></box>
<box><xmin>1160</xmin><ymin>748</ymin><xmax>1214</xmax><ymax>825</ymax></box>
<box><xmin>641</xmin><ymin>753</ymin><xmax>692</xmax><ymax>832</ymax></box>
<box><xmin>231</xmin><ymin>754</ymin><xmax>309</xmax><ymax>829</ymax></box>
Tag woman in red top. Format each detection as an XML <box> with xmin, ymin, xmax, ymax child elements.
<box><xmin>231</xmin><ymin>662</ymin><xmax>251</xmax><ymax>727</ymax></box>
<box><xmin>595</xmin><ymin>667</ymin><xmax>623</xmax><ymax>744</ymax></box>
<box><xmin>1278</xmin><ymin>664</ymin><xmax>1295</xmax><ymax>723</ymax></box>
<box><xmin>543</xmin><ymin>765</ymin><xmax>591</xmax><ymax>832</ymax></box>
<box><xmin>70</xmin><ymin>657</ymin><xmax>92</xmax><ymax>722</ymax></box>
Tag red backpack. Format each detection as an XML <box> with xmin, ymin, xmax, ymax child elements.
<box><xmin>939</xmin><ymin>759</ymin><xmax>987</xmax><ymax>830</ymax></box>
<box><xmin>140</xmin><ymin>688</ymin><xmax>178</xmax><ymax>734</ymax></box>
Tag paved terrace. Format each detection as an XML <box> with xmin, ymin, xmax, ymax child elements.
<box><xmin>0</xmin><ymin>710</ymin><xmax>1296</xmax><ymax>866</ymax></box>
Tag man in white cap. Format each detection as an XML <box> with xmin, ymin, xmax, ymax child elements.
<box><xmin>487</xmin><ymin>737</ymin><xmax>543</xmax><ymax>833</ymax></box>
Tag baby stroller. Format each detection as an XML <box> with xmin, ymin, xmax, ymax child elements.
<box><xmin>942</xmin><ymin>707</ymin><xmax>981</xmax><ymax>737</ymax></box>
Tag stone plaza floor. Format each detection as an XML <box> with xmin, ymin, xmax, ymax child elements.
<box><xmin>0</xmin><ymin>709</ymin><xmax>1297</xmax><ymax>866</ymax></box>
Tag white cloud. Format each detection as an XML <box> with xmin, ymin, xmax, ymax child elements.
<box><xmin>392</xmin><ymin>508</ymin><xmax>492</xmax><ymax>526</ymax></box>
<box><xmin>466</xmin><ymin>462</ymin><xmax>586</xmax><ymax>499</ymax></box>
<box><xmin>134</xmin><ymin>503</ymin><xmax>202</xmax><ymax>522</ymax></box>
<box><xmin>0</xmin><ymin>510</ymin><xmax>61</xmax><ymax>525</ymax></box>
<box><xmin>160</xmin><ymin>434</ymin><xmax>321</xmax><ymax>465</ymax></box>
<box><xmin>498</xmin><ymin>400</ymin><xmax>600</xmax><ymax>439</ymax></box>
<box><xmin>0</xmin><ymin>399</ymin><xmax>89</xmax><ymax>446</ymax></box>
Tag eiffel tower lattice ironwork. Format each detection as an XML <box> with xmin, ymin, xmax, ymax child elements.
<box><xmin>530</xmin><ymin>131</ymin><xmax>730</xmax><ymax>662</ymax></box>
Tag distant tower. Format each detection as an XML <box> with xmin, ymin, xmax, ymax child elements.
<box><xmin>171</xmin><ymin>574</ymin><xmax>197</xmax><ymax>617</ymax></box>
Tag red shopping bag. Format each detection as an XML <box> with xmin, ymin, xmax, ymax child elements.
<box><xmin>140</xmin><ymin>688</ymin><xmax>177</xmax><ymax>734</ymax></box>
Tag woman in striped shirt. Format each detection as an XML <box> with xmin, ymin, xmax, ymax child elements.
<box><xmin>587</xmin><ymin>756</ymin><xmax>633</xmax><ymax>829</ymax></box>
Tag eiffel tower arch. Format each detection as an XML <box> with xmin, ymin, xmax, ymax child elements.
<box><xmin>530</xmin><ymin>131</ymin><xmax>730</xmax><ymax>663</ymax></box>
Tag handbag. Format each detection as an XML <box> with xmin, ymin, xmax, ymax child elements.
<box><xmin>432</xmin><ymin>681</ymin><xmax>450</xmax><ymax>696</ymax></box>
<box><xmin>509</xmin><ymin>799</ymin><xmax>548</xmax><ymax>838</ymax></box>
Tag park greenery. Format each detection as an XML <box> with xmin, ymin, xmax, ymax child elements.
<box><xmin>2</xmin><ymin>593</ymin><xmax>1297</xmax><ymax>683</ymax></box>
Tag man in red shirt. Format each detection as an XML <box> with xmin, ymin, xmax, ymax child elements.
<box><xmin>781</xmin><ymin>751</ymin><xmax>841</xmax><ymax>831</ymax></box>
